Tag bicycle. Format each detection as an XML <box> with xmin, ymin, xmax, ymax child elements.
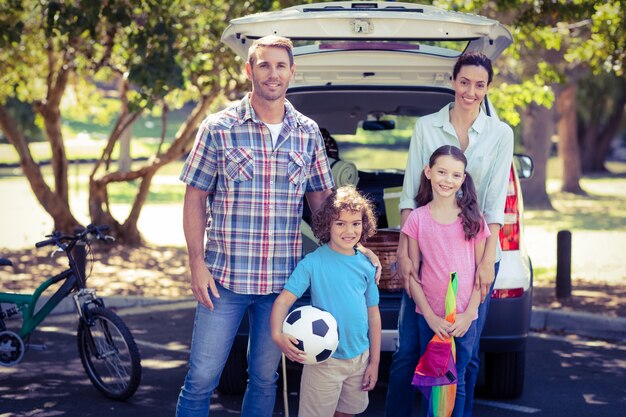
<box><xmin>0</xmin><ymin>224</ymin><xmax>142</xmax><ymax>401</ymax></box>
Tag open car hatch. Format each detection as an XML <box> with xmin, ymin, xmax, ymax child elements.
<box><xmin>222</xmin><ymin>1</ymin><xmax>512</xmax><ymax>65</ymax></box>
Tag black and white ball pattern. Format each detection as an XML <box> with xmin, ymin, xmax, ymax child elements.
<box><xmin>282</xmin><ymin>305</ymin><xmax>339</xmax><ymax>365</ymax></box>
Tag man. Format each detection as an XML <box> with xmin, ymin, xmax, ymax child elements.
<box><xmin>175</xmin><ymin>35</ymin><xmax>335</xmax><ymax>417</ymax></box>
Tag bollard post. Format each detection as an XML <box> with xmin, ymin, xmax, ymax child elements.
<box><xmin>556</xmin><ymin>230</ymin><xmax>572</xmax><ymax>299</ymax></box>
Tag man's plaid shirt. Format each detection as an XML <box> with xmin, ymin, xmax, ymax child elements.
<box><xmin>180</xmin><ymin>94</ymin><xmax>334</xmax><ymax>294</ymax></box>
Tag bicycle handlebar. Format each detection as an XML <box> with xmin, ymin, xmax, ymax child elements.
<box><xmin>35</xmin><ymin>225</ymin><xmax>114</xmax><ymax>248</ymax></box>
<box><xmin>35</xmin><ymin>238</ymin><xmax>57</xmax><ymax>248</ymax></box>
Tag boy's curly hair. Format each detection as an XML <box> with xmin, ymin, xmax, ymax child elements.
<box><xmin>311</xmin><ymin>185</ymin><xmax>377</xmax><ymax>246</ymax></box>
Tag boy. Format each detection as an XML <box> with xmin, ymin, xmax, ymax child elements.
<box><xmin>270</xmin><ymin>185</ymin><xmax>382</xmax><ymax>417</ymax></box>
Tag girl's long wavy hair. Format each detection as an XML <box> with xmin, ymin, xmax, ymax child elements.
<box><xmin>415</xmin><ymin>145</ymin><xmax>483</xmax><ymax>240</ymax></box>
<box><xmin>312</xmin><ymin>185</ymin><xmax>377</xmax><ymax>246</ymax></box>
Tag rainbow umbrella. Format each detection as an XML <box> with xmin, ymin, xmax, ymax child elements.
<box><xmin>412</xmin><ymin>272</ymin><xmax>458</xmax><ymax>417</ymax></box>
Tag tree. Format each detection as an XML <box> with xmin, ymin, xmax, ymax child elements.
<box><xmin>539</xmin><ymin>1</ymin><xmax>626</xmax><ymax>187</ymax></box>
<box><xmin>571</xmin><ymin>1</ymin><xmax>626</xmax><ymax>173</ymax></box>
<box><xmin>1</xmin><ymin>0</ymin><xmax>87</xmax><ymax>232</ymax></box>
<box><xmin>557</xmin><ymin>82</ymin><xmax>585</xmax><ymax>193</ymax></box>
<box><xmin>435</xmin><ymin>0</ymin><xmax>625</xmax><ymax>203</ymax></box>
<box><xmin>505</xmin><ymin>0</ymin><xmax>626</xmax><ymax>190</ymax></box>
<box><xmin>4</xmin><ymin>0</ymin><xmax>622</xmax><ymax>243</ymax></box>
<box><xmin>0</xmin><ymin>0</ymin><xmax>273</xmax><ymax>244</ymax></box>
<box><xmin>577</xmin><ymin>73</ymin><xmax>626</xmax><ymax>173</ymax></box>
<box><xmin>87</xmin><ymin>0</ymin><xmax>282</xmax><ymax>245</ymax></box>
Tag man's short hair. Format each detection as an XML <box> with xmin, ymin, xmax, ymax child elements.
<box><xmin>247</xmin><ymin>35</ymin><xmax>294</xmax><ymax>68</ymax></box>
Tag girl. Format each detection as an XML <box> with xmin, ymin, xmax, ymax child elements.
<box><xmin>270</xmin><ymin>185</ymin><xmax>382</xmax><ymax>417</ymax></box>
<box><xmin>402</xmin><ymin>145</ymin><xmax>490</xmax><ymax>417</ymax></box>
<box><xmin>387</xmin><ymin>52</ymin><xmax>513</xmax><ymax>417</ymax></box>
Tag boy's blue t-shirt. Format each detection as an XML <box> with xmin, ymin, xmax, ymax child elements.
<box><xmin>284</xmin><ymin>244</ymin><xmax>379</xmax><ymax>359</ymax></box>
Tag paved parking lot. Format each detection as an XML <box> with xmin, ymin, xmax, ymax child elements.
<box><xmin>0</xmin><ymin>302</ymin><xmax>406</xmax><ymax>416</ymax></box>
<box><xmin>3</xmin><ymin>301</ymin><xmax>625</xmax><ymax>417</ymax></box>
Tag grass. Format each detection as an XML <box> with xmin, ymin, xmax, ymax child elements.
<box><xmin>531</xmin><ymin>266</ymin><xmax>555</xmax><ymax>286</ymax></box>
<box><xmin>0</xmin><ymin>136</ymin><xmax>162</xmax><ymax>165</ymax></box>
<box><xmin>522</xmin><ymin>159</ymin><xmax>626</xmax><ymax>284</ymax></box>
<box><xmin>0</xmin><ymin>109</ymin><xmax>191</xmax><ymax>165</ymax></box>
<box><xmin>525</xmin><ymin>160</ymin><xmax>626</xmax><ymax>232</ymax></box>
<box><xmin>0</xmin><ymin>109</ymin><xmax>189</xmax><ymax>205</ymax></box>
<box><xmin>62</xmin><ymin>110</ymin><xmax>188</xmax><ymax>142</ymax></box>
<box><xmin>107</xmin><ymin>174</ymin><xmax>185</xmax><ymax>204</ymax></box>
<box><xmin>2</xmin><ymin>127</ymin><xmax>626</xmax><ymax>224</ymax></box>
<box><xmin>0</xmin><ymin>160</ymin><xmax>187</xmax><ymax>205</ymax></box>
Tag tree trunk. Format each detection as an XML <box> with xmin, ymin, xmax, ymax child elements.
<box><xmin>520</xmin><ymin>102</ymin><xmax>554</xmax><ymax>209</ymax></box>
<box><xmin>0</xmin><ymin>105</ymin><xmax>80</xmax><ymax>232</ymax></box>
<box><xmin>118</xmin><ymin>77</ymin><xmax>133</xmax><ymax>173</ymax></box>
<box><xmin>41</xmin><ymin>45</ymin><xmax>74</xmax><ymax>206</ymax></box>
<box><xmin>87</xmin><ymin>86</ymin><xmax>221</xmax><ymax>245</ymax></box>
<box><xmin>584</xmin><ymin>95</ymin><xmax>626</xmax><ymax>173</ymax></box>
<box><xmin>89</xmin><ymin>175</ymin><xmax>131</xmax><ymax>244</ymax></box>
<box><xmin>40</xmin><ymin>104</ymin><xmax>70</xmax><ymax>204</ymax></box>
<box><xmin>578</xmin><ymin>74</ymin><xmax>626</xmax><ymax>174</ymax></box>
<box><xmin>118</xmin><ymin>114</ymin><xmax>133</xmax><ymax>173</ymax></box>
<box><xmin>579</xmin><ymin>92</ymin><xmax>603</xmax><ymax>173</ymax></box>
<box><xmin>556</xmin><ymin>82</ymin><xmax>585</xmax><ymax>194</ymax></box>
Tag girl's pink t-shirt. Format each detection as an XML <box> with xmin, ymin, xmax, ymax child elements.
<box><xmin>401</xmin><ymin>204</ymin><xmax>490</xmax><ymax>318</ymax></box>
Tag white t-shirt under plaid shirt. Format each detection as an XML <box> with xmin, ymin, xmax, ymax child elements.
<box><xmin>180</xmin><ymin>94</ymin><xmax>335</xmax><ymax>295</ymax></box>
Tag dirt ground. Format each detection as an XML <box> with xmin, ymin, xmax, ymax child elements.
<box><xmin>1</xmin><ymin>243</ymin><xmax>623</xmax><ymax>318</ymax></box>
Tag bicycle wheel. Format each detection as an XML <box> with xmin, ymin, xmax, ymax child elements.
<box><xmin>77</xmin><ymin>307</ymin><xmax>141</xmax><ymax>400</ymax></box>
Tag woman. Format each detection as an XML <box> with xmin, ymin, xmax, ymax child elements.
<box><xmin>384</xmin><ymin>52</ymin><xmax>513</xmax><ymax>417</ymax></box>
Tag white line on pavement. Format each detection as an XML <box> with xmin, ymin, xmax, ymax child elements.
<box><xmin>530</xmin><ymin>331</ymin><xmax>625</xmax><ymax>349</ymax></box>
<box><xmin>38</xmin><ymin>324</ymin><xmax>191</xmax><ymax>353</ymax></box>
<box><xmin>133</xmin><ymin>339</ymin><xmax>190</xmax><ymax>353</ymax></box>
<box><xmin>475</xmin><ymin>399</ymin><xmax>541</xmax><ymax>414</ymax></box>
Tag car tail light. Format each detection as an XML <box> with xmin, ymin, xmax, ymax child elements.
<box><xmin>494</xmin><ymin>167</ymin><xmax>526</xmax><ymax>299</ymax></box>
<box><xmin>499</xmin><ymin>168</ymin><xmax>520</xmax><ymax>251</ymax></box>
<box><xmin>492</xmin><ymin>288</ymin><xmax>525</xmax><ymax>299</ymax></box>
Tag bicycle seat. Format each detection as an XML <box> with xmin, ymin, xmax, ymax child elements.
<box><xmin>0</xmin><ymin>258</ymin><xmax>13</xmax><ymax>266</ymax></box>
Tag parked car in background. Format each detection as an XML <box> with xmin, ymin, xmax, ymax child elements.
<box><xmin>218</xmin><ymin>1</ymin><xmax>534</xmax><ymax>399</ymax></box>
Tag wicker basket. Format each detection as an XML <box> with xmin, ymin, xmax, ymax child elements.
<box><xmin>366</xmin><ymin>230</ymin><xmax>403</xmax><ymax>292</ymax></box>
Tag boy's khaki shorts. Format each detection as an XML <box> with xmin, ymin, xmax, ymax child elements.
<box><xmin>297</xmin><ymin>351</ymin><xmax>370</xmax><ymax>417</ymax></box>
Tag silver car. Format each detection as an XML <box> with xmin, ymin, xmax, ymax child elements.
<box><xmin>220</xmin><ymin>1</ymin><xmax>533</xmax><ymax>399</ymax></box>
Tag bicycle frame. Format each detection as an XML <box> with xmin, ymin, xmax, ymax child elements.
<box><xmin>1</xmin><ymin>239</ymin><xmax>96</xmax><ymax>338</ymax></box>
<box><xmin>0</xmin><ymin>268</ymin><xmax>78</xmax><ymax>338</ymax></box>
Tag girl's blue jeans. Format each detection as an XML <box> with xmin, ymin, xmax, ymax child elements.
<box><xmin>175</xmin><ymin>284</ymin><xmax>282</xmax><ymax>417</ymax></box>
<box><xmin>385</xmin><ymin>262</ymin><xmax>499</xmax><ymax>417</ymax></box>
<box><xmin>417</xmin><ymin>314</ymin><xmax>477</xmax><ymax>417</ymax></box>
<box><xmin>463</xmin><ymin>261</ymin><xmax>499</xmax><ymax>417</ymax></box>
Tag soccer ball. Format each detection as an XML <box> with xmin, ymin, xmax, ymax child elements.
<box><xmin>282</xmin><ymin>305</ymin><xmax>339</xmax><ymax>365</ymax></box>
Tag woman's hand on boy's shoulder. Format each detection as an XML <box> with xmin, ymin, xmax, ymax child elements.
<box><xmin>357</xmin><ymin>244</ymin><xmax>382</xmax><ymax>283</ymax></box>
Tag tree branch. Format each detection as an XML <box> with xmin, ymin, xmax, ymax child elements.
<box><xmin>156</xmin><ymin>102</ymin><xmax>169</xmax><ymax>157</ymax></box>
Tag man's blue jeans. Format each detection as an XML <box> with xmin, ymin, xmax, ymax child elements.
<box><xmin>175</xmin><ymin>284</ymin><xmax>282</xmax><ymax>417</ymax></box>
<box><xmin>418</xmin><ymin>314</ymin><xmax>477</xmax><ymax>417</ymax></box>
<box><xmin>385</xmin><ymin>290</ymin><xmax>421</xmax><ymax>417</ymax></box>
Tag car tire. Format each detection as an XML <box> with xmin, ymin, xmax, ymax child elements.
<box><xmin>482</xmin><ymin>351</ymin><xmax>525</xmax><ymax>398</ymax></box>
<box><xmin>218</xmin><ymin>340</ymin><xmax>248</xmax><ymax>395</ymax></box>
